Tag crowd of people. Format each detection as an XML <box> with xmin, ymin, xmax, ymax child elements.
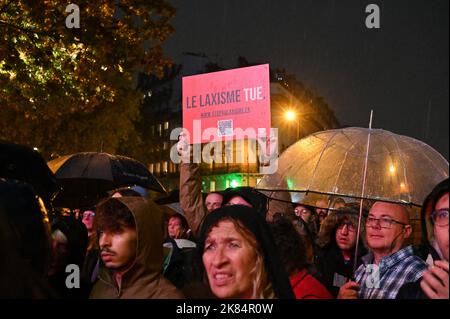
<box><xmin>0</xmin><ymin>141</ymin><xmax>448</xmax><ymax>300</ymax></box>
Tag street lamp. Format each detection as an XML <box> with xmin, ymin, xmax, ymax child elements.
<box><xmin>284</xmin><ymin>110</ymin><xmax>300</xmax><ymax>141</ymax></box>
<box><xmin>285</xmin><ymin>110</ymin><xmax>296</xmax><ymax>121</ymax></box>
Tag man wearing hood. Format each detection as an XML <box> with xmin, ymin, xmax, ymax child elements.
<box><xmin>89</xmin><ymin>196</ymin><xmax>183</xmax><ymax>299</ymax></box>
<box><xmin>397</xmin><ymin>178</ymin><xmax>449</xmax><ymax>299</ymax></box>
<box><xmin>314</xmin><ymin>204</ymin><xmax>367</xmax><ymax>297</ymax></box>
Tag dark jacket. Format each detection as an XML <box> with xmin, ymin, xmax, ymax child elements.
<box><xmin>48</xmin><ymin>215</ymin><xmax>89</xmax><ymax>299</ymax></box>
<box><xmin>0</xmin><ymin>179</ymin><xmax>57</xmax><ymax>298</ymax></box>
<box><xmin>314</xmin><ymin>242</ymin><xmax>366</xmax><ymax>297</ymax></box>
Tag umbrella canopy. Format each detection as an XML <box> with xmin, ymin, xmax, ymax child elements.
<box><xmin>48</xmin><ymin>152</ymin><xmax>167</xmax><ymax>208</ymax></box>
<box><xmin>0</xmin><ymin>141</ymin><xmax>58</xmax><ymax>204</ymax></box>
<box><xmin>256</xmin><ymin>127</ymin><xmax>449</xmax><ymax>207</ymax></box>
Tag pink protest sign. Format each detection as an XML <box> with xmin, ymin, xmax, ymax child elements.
<box><xmin>182</xmin><ymin>64</ymin><xmax>271</xmax><ymax>144</ymax></box>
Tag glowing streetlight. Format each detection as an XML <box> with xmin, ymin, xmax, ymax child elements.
<box><xmin>389</xmin><ymin>164</ymin><xmax>396</xmax><ymax>174</ymax></box>
<box><xmin>284</xmin><ymin>110</ymin><xmax>300</xmax><ymax>141</ymax></box>
<box><xmin>285</xmin><ymin>110</ymin><xmax>297</xmax><ymax>121</ymax></box>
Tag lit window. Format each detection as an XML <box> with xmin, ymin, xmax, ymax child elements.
<box><xmin>155</xmin><ymin>162</ymin><xmax>160</xmax><ymax>174</ymax></box>
<box><xmin>149</xmin><ymin>163</ymin><xmax>154</xmax><ymax>174</ymax></box>
<box><xmin>162</xmin><ymin>161</ymin><xmax>168</xmax><ymax>173</ymax></box>
<box><xmin>164</xmin><ymin>121</ymin><xmax>169</xmax><ymax>130</ymax></box>
<box><xmin>210</xmin><ymin>180</ymin><xmax>216</xmax><ymax>192</ymax></box>
<box><xmin>163</xmin><ymin>142</ymin><xmax>168</xmax><ymax>150</ymax></box>
<box><xmin>158</xmin><ymin>124</ymin><xmax>162</xmax><ymax>136</ymax></box>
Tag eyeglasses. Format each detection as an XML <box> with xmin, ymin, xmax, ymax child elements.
<box><xmin>366</xmin><ymin>216</ymin><xmax>407</xmax><ymax>229</ymax></box>
<box><xmin>295</xmin><ymin>208</ymin><xmax>311</xmax><ymax>214</ymax></box>
<box><xmin>83</xmin><ymin>211</ymin><xmax>95</xmax><ymax>218</ymax></box>
<box><xmin>431</xmin><ymin>209</ymin><xmax>449</xmax><ymax>227</ymax></box>
<box><xmin>337</xmin><ymin>221</ymin><xmax>356</xmax><ymax>232</ymax></box>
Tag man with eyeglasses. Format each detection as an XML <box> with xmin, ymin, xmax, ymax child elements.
<box><xmin>338</xmin><ymin>201</ymin><xmax>427</xmax><ymax>299</ymax></box>
<box><xmin>397</xmin><ymin>178</ymin><xmax>449</xmax><ymax>299</ymax></box>
<box><xmin>294</xmin><ymin>204</ymin><xmax>318</xmax><ymax>238</ymax></box>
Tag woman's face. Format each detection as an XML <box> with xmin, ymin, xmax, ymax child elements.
<box><xmin>202</xmin><ymin>220</ymin><xmax>257</xmax><ymax>299</ymax></box>
<box><xmin>168</xmin><ymin>216</ymin><xmax>184</xmax><ymax>238</ymax></box>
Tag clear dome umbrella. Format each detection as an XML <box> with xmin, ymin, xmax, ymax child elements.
<box><xmin>256</xmin><ymin>122</ymin><xmax>449</xmax><ymax>273</ymax></box>
<box><xmin>257</xmin><ymin>127</ymin><xmax>448</xmax><ymax>207</ymax></box>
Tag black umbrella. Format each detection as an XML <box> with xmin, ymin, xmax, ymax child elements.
<box><xmin>48</xmin><ymin>152</ymin><xmax>167</xmax><ymax>208</ymax></box>
<box><xmin>0</xmin><ymin>141</ymin><xmax>58</xmax><ymax>204</ymax></box>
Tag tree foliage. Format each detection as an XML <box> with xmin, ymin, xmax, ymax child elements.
<box><xmin>0</xmin><ymin>0</ymin><xmax>175</xmax><ymax>159</ymax></box>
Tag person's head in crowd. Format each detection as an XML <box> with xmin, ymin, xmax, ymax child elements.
<box><xmin>294</xmin><ymin>204</ymin><xmax>313</xmax><ymax>223</ymax></box>
<box><xmin>167</xmin><ymin>213</ymin><xmax>190</xmax><ymax>239</ymax></box>
<box><xmin>197</xmin><ymin>205</ymin><xmax>295</xmax><ymax>299</ymax></box>
<box><xmin>366</xmin><ymin>201</ymin><xmax>412</xmax><ymax>263</ymax></box>
<box><xmin>315</xmin><ymin>199</ymin><xmax>329</xmax><ymax>222</ymax></box>
<box><xmin>422</xmin><ymin>178</ymin><xmax>449</xmax><ymax>262</ymax></box>
<box><xmin>205</xmin><ymin>192</ymin><xmax>223</xmax><ymax>213</ymax></box>
<box><xmin>81</xmin><ymin>208</ymin><xmax>96</xmax><ymax>235</ymax></box>
<box><xmin>331</xmin><ymin>197</ymin><xmax>346</xmax><ymax>210</ymax></box>
<box><xmin>48</xmin><ymin>216</ymin><xmax>88</xmax><ymax>277</ymax></box>
<box><xmin>222</xmin><ymin>187</ymin><xmax>268</xmax><ymax>218</ymax></box>
<box><xmin>95</xmin><ymin>198</ymin><xmax>137</xmax><ymax>273</ymax></box>
<box><xmin>316</xmin><ymin>204</ymin><xmax>367</xmax><ymax>258</ymax></box>
<box><xmin>418</xmin><ymin>178</ymin><xmax>449</xmax><ymax>299</ymax></box>
<box><xmin>0</xmin><ymin>178</ymin><xmax>53</xmax><ymax>298</ymax></box>
<box><xmin>268</xmin><ymin>216</ymin><xmax>333</xmax><ymax>299</ymax></box>
<box><xmin>338</xmin><ymin>201</ymin><xmax>427</xmax><ymax>300</ymax></box>
<box><xmin>91</xmin><ymin>196</ymin><xmax>182</xmax><ymax>298</ymax></box>
<box><xmin>269</xmin><ymin>217</ymin><xmax>308</xmax><ymax>276</ymax></box>
<box><xmin>0</xmin><ymin>178</ymin><xmax>51</xmax><ymax>273</ymax></box>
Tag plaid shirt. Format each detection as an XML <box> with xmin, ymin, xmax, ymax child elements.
<box><xmin>355</xmin><ymin>245</ymin><xmax>428</xmax><ymax>299</ymax></box>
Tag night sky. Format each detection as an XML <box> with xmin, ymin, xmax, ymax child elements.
<box><xmin>164</xmin><ymin>0</ymin><xmax>449</xmax><ymax>160</ymax></box>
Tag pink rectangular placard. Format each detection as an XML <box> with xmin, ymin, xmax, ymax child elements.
<box><xmin>182</xmin><ymin>64</ymin><xmax>271</xmax><ymax>144</ymax></box>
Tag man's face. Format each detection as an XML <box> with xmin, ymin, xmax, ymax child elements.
<box><xmin>335</xmin><ymin>221</ymin><xmax>357</xmax><ymax>251</ymax></box>
<box><xmin>99</xmin><ymin>226</ymin><xmax>137</xmax><ymax>272</ymax></box>
<box><xmin>366</xmin><ymin>202</ymin><xmax>411</xmax><ymax>255</ymax></box>
<box><xmin>205</xmin><ymin>193</ymin><xmax>223</xmax><ymax>212</ymax></box>
<box><xmin>434</xmin><ymin>193</ymin><xmax>449</xmax><ymax>261</ymax></box>
<box><xmin>168</xmin><ymin>216</ymin><xmax>184</xmax><ymax>238</ymax></box>
<box><xmin>315</xmin><ymin>200</ymin><xmax>329</xmax><ymax>220</ymax></box>
<box><xmin>202</xmin><ymin>220</ymin><xmax>257</xmax><ymax>299</ymax></box>
<box><xmin>294</xmin><ymin>205</ymin><xmax>312</xmax><ymax>223</ymax></box>
<box><xmin>226</xmin><ymin>196</ymin><xmax>252</xmax><ymax>208</ymax></box>
<box><xmin>81</xmin><ymin>210</ymin><xmax>95</xmax><ymax>232</ymax></box>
